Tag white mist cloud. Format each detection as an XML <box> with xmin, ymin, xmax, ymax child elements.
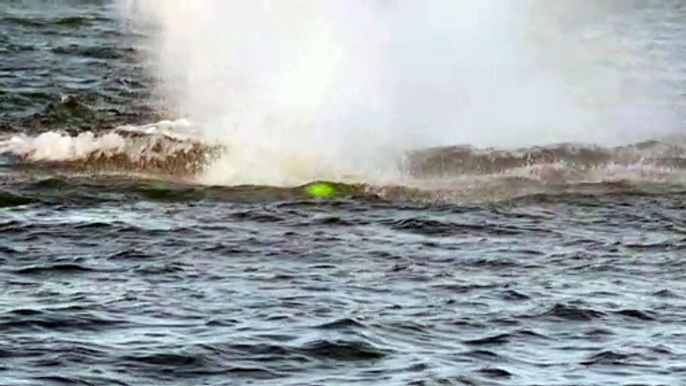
<box><xmin>115</xmin><ymin>0</ymin><xmax>682</xmax><ymax>184</ymax></box>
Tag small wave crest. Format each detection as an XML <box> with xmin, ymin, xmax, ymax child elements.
<box><xmin>0</xmin><ymin>119</ymin><xmax>217</xmax><ymax>177</ymax></box>
<box><xmin>406</xmin><ymin>139</ymin><xmax>686</xmax><ymax>177</ymax></box>
<box><xmin>398</xmin><ymin>139</ymin><xmax>686</xmax><ymax>193</ymax></box>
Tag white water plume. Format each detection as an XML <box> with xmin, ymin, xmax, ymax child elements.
<box><xmin>114</xmin><ymin>0</ymin><xmax>683</xmax><ymax>185</ymax></box>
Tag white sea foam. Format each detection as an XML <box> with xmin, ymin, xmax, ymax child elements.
<box><xmin>0</xmin><ymin>119</ymin><xmax>200</xmax><ymax>163</ymax></box>
<box><xmin>0</xmin><ymin>131</ymin><xmax>125</xmax><ymax>162</ymax></box>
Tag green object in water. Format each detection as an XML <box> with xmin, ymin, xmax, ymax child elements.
<box><xmin>145</xmin><ymin>184</ymin><xmax>171</xmax><ymax>199</ymax></box>
<box><xmin>304</xmin><ymin>182</ymin><xmax>336</xmax><ymax>198</ymax></box>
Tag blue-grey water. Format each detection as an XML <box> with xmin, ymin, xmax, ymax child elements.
<box><xmin>2</xmin><ymin>1</ymin><xmax>686</xmax><ymax>386</ymax></box>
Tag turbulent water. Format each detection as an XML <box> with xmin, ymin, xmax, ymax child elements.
<box><xmin>2</xmin><ymin>1</ymin><xmax>686</xmax><ymax>385</ymax></box>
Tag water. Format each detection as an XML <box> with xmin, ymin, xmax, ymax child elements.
<box><xmin>2</xmin><ymin>1</ymin><xmax>686</xmax><ymax>385</ymax></box>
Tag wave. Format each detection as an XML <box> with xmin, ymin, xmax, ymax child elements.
<box><xmin>406</xmin><ymin>140</ymin><xmax>686</xmax><ymax>176</ymax></box>
<box><xmin>3</xmin><ymin>119</ymin><xmax>686</xmax><ymax>203</ymax></box>
<box><xmin>0</xmin><ymin>120</ymin><xmax>218</xmax><ymax>178</ymax></box>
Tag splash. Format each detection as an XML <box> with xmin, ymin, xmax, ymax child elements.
<box><xmin>113</xmin><ymin>0</ymin><xmax>683</xmax><ymax>186</ymax></box>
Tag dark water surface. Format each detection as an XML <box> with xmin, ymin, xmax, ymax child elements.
<box><xmin>2</xmin><ymin>2</ymin><xmax>686</xmax><ymax>386</ymax></box>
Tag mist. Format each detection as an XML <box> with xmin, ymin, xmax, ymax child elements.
<box><xmin>115</xmin><ymin>0</ymin><xmax>682</xmax><ymax>184</ymax></box>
